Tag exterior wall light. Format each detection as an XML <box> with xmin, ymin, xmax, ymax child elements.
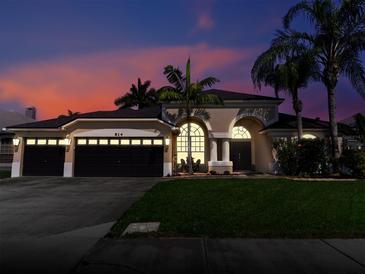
<box><xmin>165</xmin><ymin>137</ymin><xmax>170</xmax><ymax>152</ymax></box>
<box><xmin>13</xmin><ymin>138</ymin><xmax>20</xmax><ymax>152</ymax></box>
<box><xmin>63</xmin><ymin>138</ymin><xmax>72</xmax><ymax>146</ymax></box>
<box><xmin>63</xmin><ymin>137</ymin><xmax>72</xmax><ymax>151</ymax></box>
<box><xmin>13</xmin><ymin>138</ymin><xmax>20</xmax><ymax>146</ymax></box>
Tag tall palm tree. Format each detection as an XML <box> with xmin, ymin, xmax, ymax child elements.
<box><xmin>159</xmin><ymin>58</ymin><xmax>223</xmax><ymax>174</ymax></box>
<box><xmin>277</xmin><ymin>0</ymin><xmax>365</xmax><ymax>161</ymax></box>
<box><xmin>252</xmin><ymin>52</ymin><xmax>318</xmax><ymax>139</ymax></box>
<box><xmin>114</xmin><ymin>78</ymin><xmax>158</xmax><ymax>109</ymax></box>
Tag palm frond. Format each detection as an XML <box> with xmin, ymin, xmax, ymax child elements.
<box><xmin>199</xmin><ymin>77</ymin><xmax>220</xmax><ymax>88</ymax></box>
<box><xmin>159</xmin><ymin>89</ymin><xmax>184</xmax><ymax>102</ymax></box>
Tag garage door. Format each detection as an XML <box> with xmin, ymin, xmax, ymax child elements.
<box><xmin>23</xmin><ymin>138</ymin><xmax>66</xmax><ymax>176</ymax></box>
<box><xmin>74</xmin><ymin>138</ymin><xmax>164</xmax><ymax>177</ymax></box>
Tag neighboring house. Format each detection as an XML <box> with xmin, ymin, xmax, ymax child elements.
<box><xmin>340</xmin><ymin>111</ymin><xmax>365</xmax><ymax>150</ymax></box>
<box><xmin>0</xmin><ymin>108</ymin><xmax>35</xmax><ymax>170</ymax></box>
<box><xmin>7</xmin><ymin>89</ymin><xmax>330</xmax><ymax>177</ymax></box>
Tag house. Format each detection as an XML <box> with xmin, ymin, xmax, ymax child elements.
<box><xmin>7</xmin><ymin>89</ymin><xmax>330</xmax><ymax>177</ymax></box>
<box><xmin>0</xmin><ymin>108</ymin><xmax>36</xmax><ymax>170</ymax></box>
<box><xmin>339</xmin><ymin>112</ymin><xmax>365</xmax><ymax>150</ymax></box>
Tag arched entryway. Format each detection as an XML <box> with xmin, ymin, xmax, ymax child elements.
<box><xmin>230</xmin><ymin>126</ymin><xmax>252</xmax><ymax>171</ymax></box>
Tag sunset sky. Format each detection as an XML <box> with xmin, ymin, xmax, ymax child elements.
<box><xmin>0</xmin><ymin>0</ymin><xmax>364</xmax><ymax>120</ymax></box>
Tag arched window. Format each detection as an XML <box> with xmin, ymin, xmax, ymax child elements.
<box><xmin>177</xmin><ymin>122</ymin><xmax>205</xmax><ymax>163</ymax></box>
<box><xmin>232</xmin><ymin>126</ymin><xmax>251</xmax><ymax>139</ymax></box>
<box><xmin>302</xmin><ymin>134</ymin><xmax>317</xmax><ymax>139</ymax></box>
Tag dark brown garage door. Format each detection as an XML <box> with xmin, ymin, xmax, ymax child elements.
<box><xmin>74</xmin><ymin>138</ymin><xmax>164</xmax><ymax>177</ymax></box>
<box><xmin>23</xmin><ymin>138</ymin><xmax>65</xmax><ymax>176</ymax></box>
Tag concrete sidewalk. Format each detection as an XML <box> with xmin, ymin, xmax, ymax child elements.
<box><xmin>74</xmin><ymin>238</ymin><xmax>365</xmax><ymax>274</ymax></box>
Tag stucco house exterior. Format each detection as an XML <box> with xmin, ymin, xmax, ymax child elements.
<box><xmin>7</xmin><ymin>89</ymin><xmax>329</xmax><ymax>177</ymax></box>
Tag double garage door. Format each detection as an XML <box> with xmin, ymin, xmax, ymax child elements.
<box><xmin>23</xmin><ymin>138</ymin><xmax>164</xmax><ymax>177</ymax></box>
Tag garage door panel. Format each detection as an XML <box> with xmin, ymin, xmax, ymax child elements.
<box><xmin>23</xmin><ymin>145</ymin><xmax>65</xmax><ymax>176</ymax></box>
<box><xmin>74</xmin><ymin>142</ymin><xmax>163</xmax><ymax>177</ymax></box>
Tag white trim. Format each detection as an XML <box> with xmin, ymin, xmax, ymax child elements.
<box><xmin>208</xmin><ymin>161</ymin><xmax>233</xmax><ymax>167</ymax></box>
<box><xmin>63</xmin><ymin>162</ymin><xmax>73</xmax><ymax>177</ymax></box>
<box><xmin>210</xmin><ymin>132</ymin><xmax>230</xmax><ymax>138</ymax></box>
<box><xmin>6</xmin><ymin>128</ymin><xmax>62</xmax><ymax>132</ymax></box>
<box><xmin>74</xmin><ymin>128</ymin><xmax>162</xmax><ymax>137</ymax></box>
<box><xmin>163</xmin><ymin>162</ymin><xmax>172</xmax><ymax>176</ymax></box>
<box><xmin>11</xmin><ymin>161</ymin><xmax>21</xmax><ymax>177</ymax></box>
<box><xmin>61</xmin><ymin>118</ymin><xmax>173</xmax><ymax>130</ymax></box>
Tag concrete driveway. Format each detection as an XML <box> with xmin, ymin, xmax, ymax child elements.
<box><xmin>0</xmin><ymin>176</ymin><xmax>160</xmax><ymax>274</ymax></box>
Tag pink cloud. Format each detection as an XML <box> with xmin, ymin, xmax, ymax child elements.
<box><xmin>197</xmin><ymin>12</ymin><xmax>214</xmax><ymax>30</ymax></box>
<box><xmin>0</xmin><ymin>44</ymin><xmax>257</xmax><ymax>119</ymax></box>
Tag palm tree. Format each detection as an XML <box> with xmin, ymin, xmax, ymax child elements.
<box><xmin>277</xmin><ymin>0</ymin><xmax>365</xmax><ymax>162</ymax></box>
<box><xmin>67</xmin><ymin>110</ymin><xmax>80</xmax><ymax>116</ymax></box>
<box><xmin>159</xmin><ymin>58</ymin><xmax>223</xmax><ymax>174</ymax></box>
<box><xmin>114</xmin><ymin>78</ymin><xmax>158</xmax><ymax>109</ymax></box>
<box><xmin>252</xmin><ymin>52</ymin><xmax>318</xmax><ymax>139</ymax></box>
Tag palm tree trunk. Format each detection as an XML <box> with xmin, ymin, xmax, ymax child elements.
<box><xmin>327</xmin><ymin>87</ymin><xmax>340</xmax><ymax>168</ymax></box>
<box><xmin>292</xmin><ymin>90</ymin><xmax>303</xmax><ymax>139</ymax></box>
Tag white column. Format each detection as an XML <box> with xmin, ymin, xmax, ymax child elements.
<box><xmin>222</xmin><ymin>139</ymin><xmax>230</xmax><ymax>162</ymax></box>
<box><xmin>210</xmin><ymin>139</ymin><xmax>217</xmax><ymax>161</ymax></box>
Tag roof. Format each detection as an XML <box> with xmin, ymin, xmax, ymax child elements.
<box><xmin>7</xmin><ymin>105</ymin><xmax>167</xmax><ymax>129</ymax></box>
<box><xmin>262</xmin><ymin>113</ymin><xmax>329</xmax><ymax>131</ymax></box>
<box><xmin>205</xmin><ymin>89</ymin><xmax>284</xmax><ymax>101</ymax></box>
<box><xmin>340</xmin><ymin>111</ymin><xmax>365</xmax><ymax>127</ymax></box>
<box><xmin>0</xmin><ymin>110</ymin><xmax>35</xmax><ymax>131</ymax></box>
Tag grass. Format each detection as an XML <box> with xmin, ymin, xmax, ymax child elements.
<box><xmin>111</xmin><ymin>178</ymin><xmax>365</xmax><ymax>238</ymax></box>
<box><xmin>0</xmin><ymin>170</ymin><xmax>11</xmax><ymax>179</ymax></box>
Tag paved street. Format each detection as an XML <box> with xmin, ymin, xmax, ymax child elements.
<box><xmin>0</xmin><ymin>177</ymin><xmax>160</xmax><ymax>274</ymax></box>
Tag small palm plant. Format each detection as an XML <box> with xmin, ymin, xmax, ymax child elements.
<box><xmin>159</xmin><ymin>58</ymin><xmax>223</xmax><ymax>174</ymax></box>
<box><xmin>114</xmin><ymin>78</ymin><xmax>158</xmax><ymax>109</ymax></box>
<box><xmin>252</xmin><ymin>52</ymin><xmax>319</xmax><ymax>139</ymax></box>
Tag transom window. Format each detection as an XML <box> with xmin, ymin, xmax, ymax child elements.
<box><xmin>177</xmin><ymin>122</ymin><xmax>205</xmax><ymax>163</ymax></box>
<box><xmin>232</xmin><ymin>126</ymin><xmax>251</xmax><ymax>139</ymax></box>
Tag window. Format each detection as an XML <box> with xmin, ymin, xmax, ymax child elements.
<box><xmin>131</xmin><ymin>139</ymin><xmax>141</xmax><ymax>145</ymax></box>
<box><xmin>153</xmin><ymin>139</ymin><xmax>163</xmax><ymax>145</ymax></box>
<box><xmin>48</xmin><ymin>139</ymin><xmax>57</xmax><ymax>145</ymax></box>
<box><xmin>110</xmin><ymin>139</ymin><xmax>119</xmax><ymax>145</ymax></box>
<box><xmin>120</xmin><ymin>139</ymin><xmax>130</xmax><ymax>145</ymax></box>
<box><xmin>26</xmin><ymin>139</ymin><xmax>36</xmax><ymax>145</ymax></box>
<box><xmin>99</xmin><ymin>139</ymin><xmax>109</xmax><ymax>145</ymax></box>
<box><xmin>37</xmin><ymin>139</ymin><xmax>47</xmax><ymax>145</ymax></box>
<box><xmin>177</xmin><ymin>122</ymin><xmax>205</xmax><ymax>163</ymax></box>
<box><xmin>88</xmin><ymin>139</ymin><xmax>98</xmax><ymax>145</ymax></box>
<box><xmin>302</xmin><ymin>134</ymin><xmax>317</xmax><ymax>139</ymax></box>
<box><xmin>142</xmin><ymin>139</ymin><xmax>152</xmax><ymax>145</ymax></box>
<box><xmin>232</xmin><ymin>126</ymin><xmax>251</xmax><ymax>139</ymax></box>
<box><xmin>77</xmin><ymin>139</ymin><xmax>87</xmax><ymax>145</ymax></box>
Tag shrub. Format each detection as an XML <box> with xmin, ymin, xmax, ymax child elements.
<box><xmin>273</xmin><ymin>139</ymin><xmax>298</xmax><ymax>175</ymax></box>
<box><xmin>340</xmin><ymin>149</ymin><xmax>365</xmax><ymax>178</ymax></box>
<box><xmin>274</xmin><ymin>139</ymin><xmax>330</xmax><ymax>176</ymax></box>
<box><xmin>209</xmin><ymin>170</ymin><xmax>217</xmax><ymax>175</ymax></box>
<box><xmin>223</xmin><ymin>170</ymin><xmax>231</xmax><ymax>175</ymax></box>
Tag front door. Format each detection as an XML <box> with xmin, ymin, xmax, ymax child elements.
<box><xmin>230</xmin><ymin>141</ymin><xmax>251</xmax><ymax>171</ymax></box>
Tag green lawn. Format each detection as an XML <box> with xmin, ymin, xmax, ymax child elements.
<box><xmin>0</xmin><ymin>170</ymin><xmax>11</xmax><ymax>179</ymax></box>
<box><xmin>111</xmin><ymin>178</ymin><xmax>365</xmax><ymax>238</ymax></box>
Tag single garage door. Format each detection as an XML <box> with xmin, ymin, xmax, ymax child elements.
<box><xmin>74</xmin><ymin>138</ymin><xmax>164</xmax><ymax>177</ymax></box>
<box><xmin>23</xmin><ymin>138</ymin><xmax>66</xmax><ymax>176</ymax></box>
